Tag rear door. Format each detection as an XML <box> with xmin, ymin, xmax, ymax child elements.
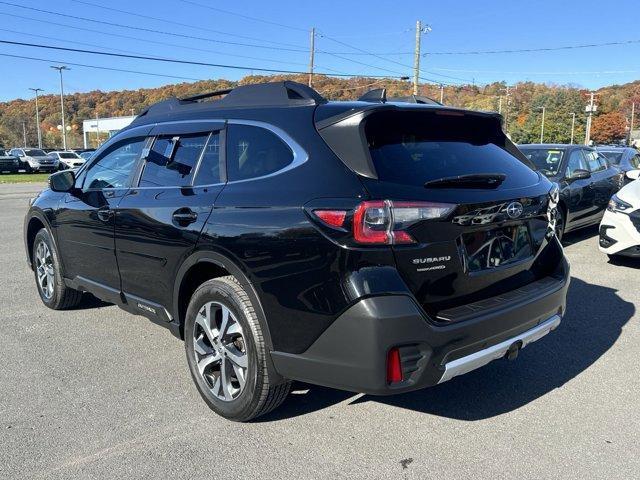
<box><xmin>115</xmin><ymin>122</ymin><xmax>225</xmax><ymax>315</ymax></box>
<box><xmin>584</xmin><ymin>149</ymin><xmax>618</xmax><ymax>222</ymax></box>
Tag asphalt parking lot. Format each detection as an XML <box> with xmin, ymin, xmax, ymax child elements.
<box><xmin>1</xmin><ymin>183</ymin><xmax>639</xmax><ymax>480</ymax></box>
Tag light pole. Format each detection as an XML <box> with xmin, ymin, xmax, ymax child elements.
<box><xmin>537</xmin><ymin>106</ymin><xmax>546</xmax><ymax>143</ymax></box>
<box><xmin>569</xmin><ymin>113</ymin><xmax>576</xmax><ymax>144</ymax></box>
<box><xmin>51</xmin><ymin>65</ymin><xmax>70</xmax><ymax>150</ymax></box>
<box><xmin>28</xmin><ymin>88</ymin><xmax>43</xmax><ymax>149</ymax></box>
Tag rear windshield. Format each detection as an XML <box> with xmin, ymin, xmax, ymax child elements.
<box><xmin>599</xmin><ymin>151</ymin><xmax>623</xmax><ymax>165</ymax></box>
<box><xmin>365</xmin><ymin>111</ymin><xmax>537</xmax><ymax>187</ymax></box>
<box><xmin>519</xmin><ymin>148</ymin><xmax>564</xmax><ymax>176</ymax></box>
<box><xmin>58</xmin><ymin>152</ymin><xmax>79</xmax><ymax>159</ymax></box>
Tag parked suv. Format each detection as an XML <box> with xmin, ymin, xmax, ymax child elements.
<box><xmin>9</xmin><ymin>148</ymin><xmax>59</xmax><ymax>172</ymax></box>
<box><xmin>0</xmin><ymin>148</ymin><xmax>20</xmax><ymax>173</ymax></box>
<box><xmin>24</xmin><ymin>82</ymin><xmax>569</xmax><ymax>421</ymax></box>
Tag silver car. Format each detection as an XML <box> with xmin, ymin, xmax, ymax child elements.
<box><xmin>9</xmin><ymin>148</ymin><xmax>59</xmax><ymax>172</ymax></box>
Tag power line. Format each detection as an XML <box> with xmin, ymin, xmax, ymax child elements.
<box><xmin>0</xmin><ymin>39</ymin><xmax>407</xmax><ymax>79</ymax></box>
<box><xmin>0</xmin><ymin>1</ymin><xmax>309</xmax><ymax>53</ymax></box>
<box><xmin>0</xmin><ymin>52</ymin><xmax>205</xmax><ymax>81</ymax></box>
<box><xmin>316</xmin><ymin>29</ymin><xmax>474</xmax><ymax>85</ymax></box>
<box><xmin>177</xmin><ymin>0</ymin><xmax>309</xmax><ymax>33</ymax></box>
<box><xmin>0</xmin><ymin>18</ymin><xmax>312</xmax><ymax>68</ymax></box>
<box><xmin>70</xmin><ymin>0</ymin><xmax>304</xmax><ymax>49</ymax></box>
<box><xmin>423</xmin><ymin>39</ymin><xmax>640</xmax><ymax>56</ymax></box>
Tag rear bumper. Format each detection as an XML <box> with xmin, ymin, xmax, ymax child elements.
<box><xmin>271</xmin><ymin>257</ymin><xmax>569</xmax><ymax>395</ymax></box>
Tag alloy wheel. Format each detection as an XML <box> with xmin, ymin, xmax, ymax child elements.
<box><xmin>35</xmin><ymin>241</ymin><xmax>54</xmax><ymax>299</ymax></box>
<box><xmin>192</xmin><ymin>301</ymin><xmax>248</xmax><ymax>402</ymax></box>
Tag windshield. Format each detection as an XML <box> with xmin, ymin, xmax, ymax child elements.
<box><xmin>58</xmin><ymin>152</ymin><xmax>79</xmax><ymax>159</ymax></box>
<box><xmin>24</xmin><ymin>149</ymin><xmax>47</xmax><ymax>157</ymax></box>
<box><xmin>599</xmin><ymin>151</ymin><xmax>624</xmax><ymax>165</ymax></box>
<box><xmin>365</xmin><ymin>111</ymin><xmax>538</xmax><ymax>188</ymax></box>
<box><xmin>519</xmin><ymin>148</ymin><xmax>564</xmax><ymax>177</ymax></box>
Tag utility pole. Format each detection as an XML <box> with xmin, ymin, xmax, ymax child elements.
<box><xmin>629</xmin><ymin>102</ymin><xmax>635</xmax><ymax>146</ymax></box>
<box><xmin>95</xmin><ymin>113</ymin><xmax>100</xmax><ymax>148</ymax></box>
<box><xmin>585</xmin><ymin>91</ymin><xmax>596</xmax><ymax>145</ymax></box>
<box><xmin>22</xmin><ymin>121</ymin><xmax>27</xmax><ymax>147</ymax></box>
<box><xmin>439</xmin><ymin>84</ymin><xmax>444</xmax><ymax>104</ymax></box>
<box><xmin>569</xmin><ymin>113</ymin><xmax>576</xmax><ymax>144</ymax></box>
<box><xmin>412</xmin><ymin>20</ymin><xmax>421</xmax><ymax>95</ymax></box>
<box><xmin>51</xmin><ymin>65</ymin><xmax>70</xmax><ymax>150</ymax></box>
<box><xmin>308</xmin><ymin>27</ymin><xmax>315</xmax><ymax>88</ymax></box>
<box><xmin>28</xmin><ymin>88</ymin><xmax>43</xmax><ymax>149</ymax></box>
<box><xmin>538</xmin><ymin>106</ymin><xmax>546</xmax><ymax>143</ymax></box>
<box><xmin>498</xmin><ymin>96</ymin><xmax>503</xmax><ymax>115</ymax></box>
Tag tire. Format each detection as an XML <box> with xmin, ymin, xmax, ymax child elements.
<box><xmin>184</xmin><ymin>276</ymin><xmax>290</xmax><ymax>422</ymax></box>
<box><xmin>32</xmin><ymin>228</ymin><xmax>83</xmax><ymax>310</ymax></box>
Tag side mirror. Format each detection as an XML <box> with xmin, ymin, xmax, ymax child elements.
<box><xmin>625</xmin><ymin>169</ymin><xmax>640</xmax><ymax>181</ymax></box>
<box><xmin>49</xmin><ymin>169</ymin><xmax>76</xmax><ymax>193</ymax></box>
<box><xmin>568</xmin><ymin>169</ymin><xmax>591</xmax><ymax>181</ymax></box>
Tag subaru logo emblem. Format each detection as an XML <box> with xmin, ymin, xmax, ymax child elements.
<box><xmin>506</xmin><ymin>201</ymin><xmax>524</xmax><ymax>219</ymax></box>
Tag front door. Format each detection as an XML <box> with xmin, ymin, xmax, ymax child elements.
<box><xmin>564</xmin><ymin>148</ymin><xmax>596</xmax><ymax>227</ymax></box>
<box><xmin>54</xmin><ymin>133</ymin><xmax>149</xmax><ymax>300</ymax></box>
<box><xmin>115</xmin><ymin>122</ymin><xmax>226</xmax><ymax>316</ymax></box>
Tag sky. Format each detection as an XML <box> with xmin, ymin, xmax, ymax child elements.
<box><xmin>1</xmin><ymin>0</ymin><xmax>640</xmax><ymax>102</ymax></box>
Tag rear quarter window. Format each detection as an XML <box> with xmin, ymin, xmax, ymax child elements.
<box><xmin>226</xmin><ymin>124</ymin><xmax>293</xmax><ymax>181</ymax></box>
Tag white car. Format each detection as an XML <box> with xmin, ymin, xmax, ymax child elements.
<box><xmin>50</xmin><ymin>151</ymin><xmax>86</xmax><ymax>170</ymax></box>
<box><xmin>599</xmin><ymin>170</ymin><xmax>640</xmax><ymax>258</ymax></box>
<box><xmin>9</xmin><ymin>148</ymin><xmax>59</xmax><ymax>172</ymax></box>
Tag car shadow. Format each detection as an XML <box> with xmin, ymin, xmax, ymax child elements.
<box><xmin>69</xmin><ymin>293</ymin><xmax>111</xmax><ymax>310</ymax></box>
<box><xmin>562</xmin><ymin>224</ymin><xmax>599</xmax><ymax>246</ymax></box>
<box><xmin>259</xmin><ymin>277</ymin><xmax>634</xmax><ymax>422</ymax></box>
<box><xmin>607</xmin><ymin>255</ymin><xmax>640</xmax><ymax>268</ymax></box>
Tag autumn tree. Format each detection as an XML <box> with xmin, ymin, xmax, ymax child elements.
<box><xmin>591</xmin><ymin>111</ymin><xmax>627</xmax><ymax>144</ymax></box>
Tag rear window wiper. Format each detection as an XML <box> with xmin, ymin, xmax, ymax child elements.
<box><xmin>424</xmin><ymin>173</ymin><xmax>506</xmax><ymax>189</ymax></box>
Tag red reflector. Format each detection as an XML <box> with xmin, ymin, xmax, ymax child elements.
<box><xmin>387</xmin><ymin>347</ymin><xmax>403</xmax><ymax>384</ymax></box>
<box><xmin>314</xmin><ymin>209</ymin><xmax>347</xmax><ymax>228</ymax></box>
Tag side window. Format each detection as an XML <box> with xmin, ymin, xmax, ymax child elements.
<box><xmin>194</xmin><ymin>132</ymin><xmax>221</xmax><ymax>185</ymax></box>
<box><xmin>631</xmin><ymin>155</ymin><xmax>640</xmax><ymax>169</ymax></box>
<box><xmin>83</xmin><ymin>137</ymin><xmax>146</xmax><ymax>190</ymax></box>
<box><xmin>597</xmin><ymin>153</ymin><xmax>609</xmax><ymax>170</ymax></box>
<box><xmin>584</xmin><ymin>150</ymin><xmax>604</xmax><ymax>173</ymax></box>
<box><xmin>227</xmin><ymin>125</ymin><xmax>294</xmax><ymax>181</ymax></box>
<box><xmin>566</xmin><ymin>150</ymin><xmax>587</xmax><ymax>177</ymax></box>
<box><xmin>140</xmin><ymin>133</ymin><xmax>208</xmax><ymax>187</ymax></box>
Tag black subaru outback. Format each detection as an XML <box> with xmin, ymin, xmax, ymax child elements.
<box><xmin>24</xmin><ymin>81</ymin><xmax>569</xmax><ymax>421</ymax></box>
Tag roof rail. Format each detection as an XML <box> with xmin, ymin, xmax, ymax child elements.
<box><xmin>179</xmin><ymin>88</ymin><xmax>234</xmax><ymax>102</ymax></box>
<box><xmin>357</xmin><ymin>88</ymin><xmax>387</xmax><ymax>103</ymax></box>
<box><xmin>132</xmin><ymin>81</ymin><xmax>327</xmax><ymax>123</ymax></box>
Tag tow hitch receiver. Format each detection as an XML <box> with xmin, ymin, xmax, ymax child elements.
<box><xmin>505</xmin><ymin>342</ymin><xmax>521</xmax><ymax>361</ymax></box>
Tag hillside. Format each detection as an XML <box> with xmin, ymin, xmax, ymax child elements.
<box><xmin>2</xmin><ymin>74</ymin><xmax>639</xmax><ymax>149</ymax></box>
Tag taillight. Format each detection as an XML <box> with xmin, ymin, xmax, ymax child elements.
<box><xmin>387</xmin><ymin>347</ymin><xmax>403</xmax><ymax>384</ymax></box>
<box><xmin>353</xmin><ymin>200</ymin><xmax>455</xmax><ymax>245</ymax></box>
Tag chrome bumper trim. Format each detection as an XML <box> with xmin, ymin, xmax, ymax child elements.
<box><xmin>438</xmin><ymin>314</ymin><xmax>561</xmax><ymax>384</ymax></box>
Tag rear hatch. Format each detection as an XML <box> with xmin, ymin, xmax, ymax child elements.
<box><xmin>317</xmin><ymin>105</ymin><xmax>558</xmax><ymax>322</ymax></box>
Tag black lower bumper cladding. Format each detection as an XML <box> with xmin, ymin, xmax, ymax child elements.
<box><xmin>271</xmin><ymin>258</ymin><xmax>570</xmax><ymax>395</ymax></box>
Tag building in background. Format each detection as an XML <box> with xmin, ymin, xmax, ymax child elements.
<box><xmin>82</xmin><ymin>115</ymin><xmax>136</xmax><ymax>148</ymax></box>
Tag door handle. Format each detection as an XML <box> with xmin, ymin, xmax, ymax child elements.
<box><xmin>97</xmin><ymin>208</ymin><xmax>114</xmax><ymax>222</ymax></box>
<box><xmin>172</xmin><ymin>208</ymin><xmax>198</xmax><ymax>225</ymax></box>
